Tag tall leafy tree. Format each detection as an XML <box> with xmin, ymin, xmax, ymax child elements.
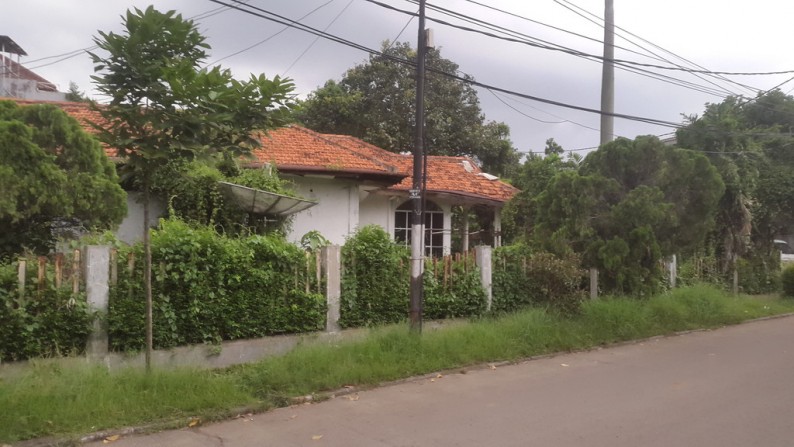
<box><xmin>677</xmin><ymin>91</ymin><xmax>794</xmax><ymax>282</ymax></box>
<box><xmin>0</xmin><ymin>101</ymin><xmax>126</xmax><ymax>257</ymax></box>
<box><xmin>90</xmin><ymin>6</ymin><xmax>295</xmax><ymax>369</ymax></box>
<box><xmin>295</xmin><ymin>42</ymin><xmax>520</xmax><ymax>176</ymax></box>
<box><xmin>533</xmin><ymin>136</ymin><xmax>723</xmax><ymax>295</ymax></box>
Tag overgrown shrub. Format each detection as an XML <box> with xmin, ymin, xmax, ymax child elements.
<box><xmin>782</xmin><ymin>264</ymin><xmax>794</xmax><ymax>297</ymax></box>
<box><xmin>736</xmin><ymin>254</ymin><xmax>780</xmax><ymax>294</ymax></box>
<box><xmin>493</xmin><ymin>245</ymin><xmax>585</xmax><ymax>314</ymax></box>
<box><xmin>340</xmin><ymin>225</ymin><xmax>409</xmax><ymax>327</ymax></box>
<box><xmin>423</xmin><ymin>256</ymin><xmax>486</xmax><ymax>320</ymax></box>
<box><xmin>0</xmin><ymin>260</ymin><xmax>92</xmax><ymax>361</ymax></box>
<box><xmin>108</xmin><ymin>219</ymin><xmax>325</xmax><ymax>351</ymax></box>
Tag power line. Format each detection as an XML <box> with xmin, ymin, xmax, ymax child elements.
<box><xmin>210</xmin><ymin>0</ymin><xmax>685</xmax><ymax>129</ymax></box>
<box><xmin>282</xmin><ymin>0</ymin><xmax>353</xmax><ymax>76</ymax></box>
<box><xmin>553</xmin><ymin>0</ymin><xmax>760</xmax><ymax>96</ymax></box>
<box><xmin>370</xmin><ymin>0</ymin><xmax>794</xmax><ymax>77</ymax></box>
<box><xmin>364</xmin><ymin>0</ymin><xmax>741</xmax><ymax>98</ymax></box>
<box><xmin>208</xmin><ymin>0</ymin><xmax>336</xmax><ymax>66</ymax></box>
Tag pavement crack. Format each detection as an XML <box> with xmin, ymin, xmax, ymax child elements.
<box><xmin>194</xmin><ymin>427</ymin><xmax>226</xmax><ymax>447</ymax></box>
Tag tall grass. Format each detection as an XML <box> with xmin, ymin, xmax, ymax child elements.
<box><xmin>2</xmin><ymin>284</ymin><xmax>792</xmax><ymax>443</ymax></box>
<box><xmin>0</xmin><ymin>362</ymin><xmax>255</xmax><ymax>443</ymax></box>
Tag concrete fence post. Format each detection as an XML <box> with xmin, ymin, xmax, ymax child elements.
<box><xmin>322</xmin><ymin>245</ymin><xmax>341</xmax><ymax>333</ymax></box>
<box><xmin>474</xmin><ymin>246</ymin><xmax>493</xmax><ymax>311</ymax></box>
<box><xmin>589</xmin><ymin>268</ymin><xmax>598</xmax><ymax>300</ymax></box>
<box><xmin>668</xmin><ymin>254</ymin><xmax>677</xmax><ymax>289</ymax></box>
<box><xmin>85</xmin><ymin>245</ymin><xmax>110</xmax><ymax>358</ymax></box>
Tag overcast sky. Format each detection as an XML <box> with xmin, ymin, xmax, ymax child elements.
<box><xmin>4</xmin><ymin>0</ymin><xmax>794</xmax><ymax>158</ymax></box>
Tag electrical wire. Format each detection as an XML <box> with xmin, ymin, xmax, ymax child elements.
<box><xmin>365</xmin><ymin>0</ymin><xmax>738</xmax><ymax>98</ymax></box>
<box><xmin>553</xmin><ymin>0</ymin><xmax>760</xmax><ymax>96</ymax></box>
<box><xmin>282</xmin><ymin>0</ymin><xmax>353</xmax><ymax>76</ymax></box>
<box><xmin>208</xmin><ymin>0</ymin><xmax>336</xmax><ymax>66</ymax></box>
<box><xmin>210</xmin><ymin>0</ymin><xmax>685</xmax><ymax>129</ymax></box>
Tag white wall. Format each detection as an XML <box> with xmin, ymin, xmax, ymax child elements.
<box><xmin>0</xmin><ymin>79</ymin><xmax>66</xmax><ymax>101</ymax></box>
<box><xmin>116</xmin><ymin>192</ymin><xmax>166</xmax><ymax>243</ymax></box>
<box><xmin>286</xmin><ymin>176</ymin><xmax>360</xmax><ymax>246</ymax></box>
<box><xmin>359</xmin><ymin>190</ymin><xmax>395</xmax><ymax>235</ymax></box>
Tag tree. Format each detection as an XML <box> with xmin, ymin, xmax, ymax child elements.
<box><xmin>532</xmin><ymin>136</ymin><xmax>724</xmax><ymax>295</ymax></box>
<box><xmin>295</xmin><ymin>42</ymin><xmax>520</xmax><ymax>177</ymax></box>
<box><xmin>90</xmin><ymin>6</ymin><xmax>295</xmax><ymax>369</ymax></box>
<box><xmin>0</xmin><ymin>101</ymin><xmax>126</xmax><ymax>257</ymax></box>
<box><xmin>677</xmin><ymin>91</ymin><xmax>794</xmax><ymax>286</ymax></box>
<box><xmin>65</xmin><ymin>81</ymin><xmax>89</xmax><ymax>102</ymax></box>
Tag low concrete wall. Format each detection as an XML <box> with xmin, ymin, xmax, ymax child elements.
<box><xmin>0</xmin><ymin>320</ymin><xmax>460</xmax><ymax>377</ymax></box>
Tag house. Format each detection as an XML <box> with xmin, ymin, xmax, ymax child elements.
<box><xmin>247</xmin><ymin>126</ymin><xmax>518</xmax><ymax>255</ymax></box>
<box><xmin>4</xmin><ymin>98</ymin><xmax>518</xmax><ymax>255</ymax></box>
<box><xmin>0</xmin><ymin>36</ymin><xmax>66</xmax><ymax>101</ymax></box>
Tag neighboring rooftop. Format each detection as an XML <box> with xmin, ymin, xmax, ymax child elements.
<box><xmin>0</xmin><ymin>36</ymin><xmax>26</xmax><ymax>56</ymax></box>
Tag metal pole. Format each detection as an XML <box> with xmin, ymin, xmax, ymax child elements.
<box><xmin>410</xmin><ymin>0</ymin><xmax>427</xmax><ymax>333</ymax></box>
<box><xmin>600</xmin><ymin>0</ymin><xmax>615</xmax><ymax>145</ymax></box>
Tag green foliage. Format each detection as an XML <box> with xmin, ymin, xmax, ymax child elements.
<box><xmin>295</xmin><ymin>42</ymin><xmax>519</xmax><ymax>177</ymax></box>
<box><xmin>0</xmin><ymin>101</ymin><xmax>126</xmax><ymax>256</ymax></box>
<box><xmin>532</xmin><ymin>136</ymin><xmax>724</xmax><ymax>296</ymax></box>
<box><xmin>423</xmin><ymin>256</ymin><xmax>486</xmax><ymax>320</ymax></box>
<box><xmin>340</xmin><ymin>225</ymin><xmax>410</xmax><ymax>327</ymax></box>
<box><xmin>501</xmin><ymin>151</ymin><xmax>578</xmax><ymax>243</ymax></box>
<box><xmin>736</xmin><ymin>254</ymin><xmax>780</xmax><ymax>294</ymax></box>
<box><xmin>148</xmin><ymin>160</ymin><xmax>298</xmax><ymax>235</ymax></box>
<box><xmin>492</xmin><ymin>245</ymin><xmax>586</xmax><ymax>314</ymax></box>
<box><xmin>108</xmin><ymin>219</ymin><xmax>325</xmax><ymax>350</ymax></box>
<box><xmin>782</xmin><ymin>264</ymin><xmax>794</xmax><ymax>297</ymax></box>
<box><xmin>0</xmin><ymin>260</ymin><xmax>93</xmax><ymax>362</ymax></box>
<box><xmin>677</xmin><ymin>92</ymin><xmax>794</xmax><ymax>279</ymax></box>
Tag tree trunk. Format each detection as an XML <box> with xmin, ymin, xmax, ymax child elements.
<box><xmin>143</xmin><ymin>184</ymin><xmax>153</xmax><ymax>372</ymax></box>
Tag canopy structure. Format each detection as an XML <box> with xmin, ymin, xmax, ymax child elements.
<box><xmin>217</xmin><ymin>181</ymin><xmax>317</xmax><ymax>217</ymax></box>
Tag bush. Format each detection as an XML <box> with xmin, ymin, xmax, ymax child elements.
<box><xmin>0</xmin><ymin>260</ymin><xmax>92</xmax><ymax>361</ymax></box>
<box><xmin>782</xmin><ymin>264</ymin><xmax>794</xmax><ymax>297</ymax></box>
<box><xmin>423</xmin><ymin>256</ymin><xmax>486</xmax><ymax>320</ymax></box>
<box><xmin>340</xmin><ymin>225</ymin><xmax>409</xmax><ymax>327</ymax></box>
<box><xmin>493</xmin><ymin>245</ymin><xmax>585</xmax><ymax>314</ymax></box>
<box><xmin>108</xmin><ymin>219</ymin><xmax>325</xmax><ymax>351</ymax></box>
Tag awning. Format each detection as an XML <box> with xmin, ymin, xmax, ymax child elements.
<box><xmin>217</xmin><ymin>181</ymin><xmax>317</xmax><ymax>217</ymax></box>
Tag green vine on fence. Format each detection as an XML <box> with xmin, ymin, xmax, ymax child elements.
<box><xmin>108</xmin><ymin>219</ymin><xmax>325</xmax><ymax>351</ymax></box>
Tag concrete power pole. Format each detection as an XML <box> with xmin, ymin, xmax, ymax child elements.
<box><xmin>410</xmin><ymin>0</ymin><xmax>428</xmax><ymax>333</ymax></box>
<box><xmin>600</xmin><ymin>0</ymin><xmax>615</xmax><ymax>145</ymax></box>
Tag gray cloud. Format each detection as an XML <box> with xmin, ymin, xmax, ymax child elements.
<box><xmin>4</xmin><ymin>0</ymin><xmax>793</xmax><ymax>156</ymax></box>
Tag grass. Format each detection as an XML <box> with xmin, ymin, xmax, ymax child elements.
<box><xmin>2</xmin><ymin>284</ymin><xmax>793</xmax><ymax>443</ymax></box>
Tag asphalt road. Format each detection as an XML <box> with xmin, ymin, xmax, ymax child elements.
<box><xmin>87</xmin><ymin>315</ymin><xmax>794</xmax><ymax>447</ymax></box>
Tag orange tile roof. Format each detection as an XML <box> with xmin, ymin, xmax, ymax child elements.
<box><xmin>5</xmin><ymin>99</ymin><xmax>518</xmax><ymax>203</ymax></box>
<box><xmin>249</xmin><ymin>126</ymin><xmax>404</xmax><ymax>181</ymax></box>
<box><xmin>325</xmin><ymin>134</ymin><xmax>518</xmax><ymax>204</ymax></box>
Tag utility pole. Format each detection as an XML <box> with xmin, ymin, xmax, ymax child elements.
<box><xmin>600</xmin><ymin>0</ymin><xmax>615</xmax><ymax>145</ymax></box>
<box><xmin>410</xmin><ymin>0</ymin><xmax>428</xmax><ymax>333</ymax></box>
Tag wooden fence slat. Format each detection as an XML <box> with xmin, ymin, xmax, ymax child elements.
<box><xmin>72</xmin><ymin>249</ymin><xmax>81</xmax><ymax>295</ymax></box>
<box><xmin>110</xmin><ymin>249</ymin><xmax>118</xmax><ymax>286</ymax></box>
<box><xmin>55</xmin><ymin>253</ymin><xmax>64</xmax><ymax>288</ymax></box>
<box><xmin>444</xmin><ymin>255</ymin><xmax>450</xmax><ymax>289</ymax></box>
<box><xmin>127</xmin><ymin>252</ymin><xmax>135</xmax><ymax>274</ymax></box>
<box><xmin>305</xmin><ymin>251</ymin><xmax>311</xmax><ymax>294</ymax></box>
<box><xmin>38</xmin><ymin>256</ymin><xmax>47</xmax><ymax>296</ymax></box>
<box><xmin>18</xmin><ymin>258</ymin><xmax>26</xmax><ymax>300</ymax></box>
<box><xmin>315</xmin><ymin>251</ymin><xmax>321</xmax><ymax>294</ymax></box>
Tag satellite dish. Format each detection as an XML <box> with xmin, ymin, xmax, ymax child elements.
<box><xmin>217</xmin><ymin>181</ymin><xmax>317</xmax><ymax>217</ymax></box>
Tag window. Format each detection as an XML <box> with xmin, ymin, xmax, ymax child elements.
<box><xmin>394</xmin><ymin>200</ymin><xmax>444</xmax><ymax>258</ymax></box>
